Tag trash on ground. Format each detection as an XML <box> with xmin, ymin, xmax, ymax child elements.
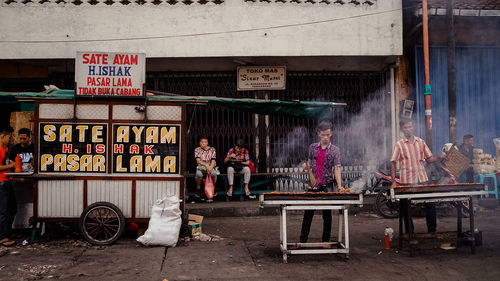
<box><xmin>440</xmin><ymin>243</ymin><xmax>456</xmax><ymax>250</ymax></box>
<box><xmin>18</xmin><ymin>264</ymin><xmax>57</xmax><ymax>276</ymax></box>
<box><xmin>191</xmin><ymin>233</ymin><xmax>223</xmax><ymax>242</ymax></box>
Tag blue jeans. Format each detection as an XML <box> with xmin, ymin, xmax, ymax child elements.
<box><xmin>0</xmin><ymin>181</ymin><xmax>16</xmax><ymax>239</ymax></box>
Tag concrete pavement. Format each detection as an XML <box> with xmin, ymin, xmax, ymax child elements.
<box><xmin>1</xmin><ymin>197</ymin><xmax>500</xmax><ymax>280</ymax></box>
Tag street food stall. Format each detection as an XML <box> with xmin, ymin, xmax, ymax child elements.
<box><xmin>2</xmin><ymin>52</ymin><xmax>187</xmax><ymax>245</ymax></box>
<box><xmin>29</xmin><ymin>98</ymin><xmax>185</xmax><ymax>245</ymax></box>
<box><xmin>2</xmin><ymin>52</ymin><xmax>348</xmax><ymax>246</ymax></box>
<box><xmin>390</xmin><ymin>183</ymin><xmax>488</xmax><ymax>256</ymax></box>
<box><xmin>260</xmin><ymin>191</ymin><xmax>363</xmax><ymax>263</ymax></box>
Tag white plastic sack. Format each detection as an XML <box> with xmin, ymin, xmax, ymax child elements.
<box><xmin>137</xmin><ymin>196</ymin><xmax>181</xmax><ymax>247</ymax></box>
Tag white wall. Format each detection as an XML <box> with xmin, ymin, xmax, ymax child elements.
<box><xmin>0</xmin><ymin>0</ymin><xmax>402</xmax><ymax>59</ymax></box>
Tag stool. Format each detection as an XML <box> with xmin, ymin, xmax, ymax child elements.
<box><xmin>475</xmin><ymin>174</ymin><xmax>498</xmax><ymax>199</ymax></box>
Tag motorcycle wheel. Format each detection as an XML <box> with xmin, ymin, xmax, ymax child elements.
<box><xmin>376</xmin><ymin>190</ymin><xmax>400</xmax><ymax>219</ymax></box>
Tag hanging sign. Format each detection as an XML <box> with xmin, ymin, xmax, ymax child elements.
<box><xmin>112</xmin><ymin>124</ymin><xmax>180</xmax><ymax>174</ymax></box>
<box><xmin>39</xmin><ymin>123</ymin><xmax>108</xmax><ymax>173</ymax></box>
<box><xmin>75</xmin><ymin>51</ymin><xmax>146</xmax><ymax>97</ymax></box>
<box><xmin>237</xmin><ymin>66</ymin><xmax>286</xmax><ymax>91</ymax></box>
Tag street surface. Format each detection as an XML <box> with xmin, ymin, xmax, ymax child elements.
<box><xmin>1</xmin><ymin>206</ymin><xmax>499</xmax><ymax>280</ymax></box>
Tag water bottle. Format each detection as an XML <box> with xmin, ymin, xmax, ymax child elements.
<box><xmin>384</xmin><ymin>227</ymin><xmax>394</xmax><ymax>250</ymax></box>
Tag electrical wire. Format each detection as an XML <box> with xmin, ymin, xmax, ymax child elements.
<box><xmin>0</xmin><ymin>5</ymin><xmax>416</xmax><ymax>44</ymax></box>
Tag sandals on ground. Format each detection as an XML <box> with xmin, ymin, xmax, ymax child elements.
<box><xmin>226</xmin><ymin>190</ymin><xmax>233</xmax><ymax>197</ymax></box>
<box><xmin>0</xmin><ymin>238</ymin><xmax>15</xmax><ymax>247</ymax></box>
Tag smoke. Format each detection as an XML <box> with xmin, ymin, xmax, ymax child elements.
<box><xmin>271</xmin><ymin>126</ymin><xmax>310</xmax><ymax>168</ymax></box>
<box><xmin>270</xmin><ymin>91</ymin><xmax>392</xmax><ymax>191</ymax></box>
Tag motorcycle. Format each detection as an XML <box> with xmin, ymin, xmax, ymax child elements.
<box><xmin>365</xmin><ymin>170</ymin><xmax>400</xmax><ymax>219</ymax></box>
<box><xmin>367</xmin><ymin>163</ymin><xmax>469</xmax><ymax>219</ymax></box>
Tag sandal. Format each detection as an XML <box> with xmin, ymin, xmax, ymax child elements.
<box><xmin>245</xmin><ymin>190</ymin><xmax>251</xmax><ymax>196</ymax></box>
<box><xmin>226</xmin><ymin>190</ymin><xmax>233</xmax><ymax>197</ymax></box>
<box><xmin>1</xmin><ymin>239</ymin><xmax>15</xmax><ymax>247</ymax></box>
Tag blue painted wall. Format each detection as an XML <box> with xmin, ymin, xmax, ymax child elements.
<box><xmin>415</xmin><ymin>46</ymin><xmax>500</xmax><ymax>155</ymax></box>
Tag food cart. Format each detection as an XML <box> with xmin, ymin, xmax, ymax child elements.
<box><xmin>5</xmin><ymin>52</ymin><xmax>186</xmax><ymax>246</ymax></box>
<box><xmin>28</xmin><ymin>97</ymin><xmax>186</xmax><ymax>245</ymax></box>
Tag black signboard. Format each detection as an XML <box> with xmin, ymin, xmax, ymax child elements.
<box><xmin>39</xmin><ymin>123</ymin><xmax>108</xmax><ymax>173</ymax></box>
<box><xmin>112</xmin><ymin>124</ymin><xmax>180</xmax><ymax>174</ymax></box>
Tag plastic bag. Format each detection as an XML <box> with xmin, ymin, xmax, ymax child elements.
<box><xmin>136</xmin><ymin>196</ymin><xmax>181</xmax><ymax>247</ymax></box>
<box><xmin>204</xmin><ymin>174</ymin><xmax>215</xmax><ymax>199</ymax></box>
<box><xmin>248</xmin><ymin>160</ymin><xmax>256</xmax><ymax>173</ymax></box>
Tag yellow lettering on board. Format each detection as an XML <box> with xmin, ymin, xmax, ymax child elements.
<box><xmin>146</xmin><ymin>127</ymin><xmax>158</xmax><ymax>144</ymax></box>
<box><xmin>163</xmin><ymin>156</ymin><xmax>176</xmax><ymax>173</ymax></box>
<box><xmin>43</xmin><ymin>125</ymin><xmax>56</xmax><ymax>142</ymax></box>
<box><xmin>160</xmin><ymin>127</ymin><xmax>176</xmax><ymax>144</ymax></box>
<box><xmin>115</xmin><ymin>155</ymin><xmax>127</xmax><ymax>172</ymax></box>
<box><xmin>80</xmin><ymin>155</ymin><xmax>92</xmax><ymax>171</ymax></box>
<box><xmin>67</xmin><ymin>155</ymin><xmax>80</xmax><ymax>171</ymax></box>
<box><xmin>145</xmin><ymin>156</ymin><xmax>161</xmax><ymax>172</ymax></box>
<box><xmin>76</xmin><ymin>125</ymin><xmax>89</xmax><ymax>142</ymax></box>
<box><xmin>92</xmin><ymin>126</ymin><xmax>104</xmax><ymax>143</ymax></box>
<box><xmin>59</xmin><ymin>125</ymin><xmax>72</xmax><ymax>142</ymax></box>
<box><xmin>116</xmin><ymin>126</ymin><xmax>129</xmax><ymax>143</ymax></box>
<box><xmin>132</xmin><ymin>126</ymin><xmax>144</xmax><ymax>143</ymax></box>
<box><xmin>40</xmin><ymin>154</ymin><xmax>53</xmax><ymax>171</ymax></box>
<box><xmin>130</xmin><ymin>155</ymin><xmax>142</xmax><ymax>172</ymax></box>
<box><xmin>93</xmin><ymin>155</ymin><xmax>106</xmax><ymax>171</ymax></box>
<box><xmin>54</xmin><ymin>154</ymin><xmax>67</xmax><ymax>171</ymax></box>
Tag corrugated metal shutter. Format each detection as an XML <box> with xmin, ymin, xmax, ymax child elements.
<box><xmin>415</xmin><ymin>46</ymin><xmax>500</xmax><ymax>155</ymax></box>
<box><xmin>38</xmin><ymin>180</ymin><xmax>83</xmax><ymax>218</ymax></box>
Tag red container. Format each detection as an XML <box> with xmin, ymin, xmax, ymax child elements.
<box><xmin>14</xmin><ymin>155</ymin><xmax>22</xmax><ymax>173</ymax></box>
<box><xmin>384</xmin><ymin>235</ymin><xmax>391</xmax><ymax>250</ymax></box>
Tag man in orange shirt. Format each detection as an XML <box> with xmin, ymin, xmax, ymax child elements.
<box><xmin>0</xmin><ymin>126</ymin><xmax>16</xmax><ymax>246</ymax></box>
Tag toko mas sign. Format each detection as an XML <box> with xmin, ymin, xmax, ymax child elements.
<box><xmin>75</xmin><ymin>52</ymin><xmax>146</xmax><ymax>97</ymax></box>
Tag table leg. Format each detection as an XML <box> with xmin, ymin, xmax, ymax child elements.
<box><xmin>407</xmin><ymin>200</ymin><xmax>415</xmax><ymax>257</ymax></box>
<box><xmin>457</xmin><ymin>200</ymin><xmax>462</xmax><ymax>243</ymax></box>
<box><xmin>344</xmin><ymin>208</ymin><xmax>349</xmax><ymax>252</ymax></box>
<box><xmin>280</xmin><ymin>206</ymin><xmax>283</xmax><ymax>248</ymax></box>
<box><xmin>338</xmin><ymin>209</ymin><xmax>343</xmax><ymax>243</ymax></box>
<box><xmin>399</xmin><ymin>208</ymin><xmax>403</xmax><ymax>249</ymax></box>
<box><xmin>469</xmin><ymin>197</ymin><xmax>475</xmax><ymax>254</ymax></box>
<box><xmin>282</xmin><ymin>206</ymin><xmax>288</xmax><ymax>260</ymax></box>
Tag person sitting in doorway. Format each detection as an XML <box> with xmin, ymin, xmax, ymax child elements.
<box><xmin>224</xmin><ymin>139</ymin><xmax>254</xmax><ymax>198</ymax></box>
<box><xmin>458</xmin><ymin>134</ymin><xmax>474</xmax><ymax>183</ymax></box>
<box><xmin>194</xmin><ymin>135</ymin><xmax>217</xmax><ymax>202</ymax></box>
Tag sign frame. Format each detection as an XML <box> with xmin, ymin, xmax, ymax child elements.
<box><xmin>75</xmin><ymin>51</ymin><xmax>146</xmax><ymax>98</ymax></box>
<box><xmin>237</xmin><ymin>66</ymin><xmax>286</xmax><ymax>91</ymax></box>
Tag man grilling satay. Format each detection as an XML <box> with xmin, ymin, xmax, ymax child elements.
<box><xmin>390</xmin><ymin>118</ymin><xmax>444</xmax><ymax>233</ymax></box>
<box><xmin>298</xmin><ymin>121</ymin><xmax>344</xmax><ymax>246</ymax></box>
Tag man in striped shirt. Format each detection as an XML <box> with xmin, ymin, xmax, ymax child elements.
<box><xmin>390</xmin><ymin>119</ymin><xmax>443</xmax><ymax>233</ymax></box>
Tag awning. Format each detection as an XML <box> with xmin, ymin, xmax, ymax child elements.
<box><xmin>0</xmin><ymin>89</ymin><xmax>346</xmax><ymax>118</ymax></box>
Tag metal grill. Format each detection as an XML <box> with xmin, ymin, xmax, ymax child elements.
<box><xmin>147</xmin><ymin>71</ymin><xmax>388</xmax><ymax>172</ymax></box>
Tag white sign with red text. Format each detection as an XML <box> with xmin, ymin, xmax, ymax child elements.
<box><xmin>75</xmin><ymin>52</ymin><xmax>146</xmax><ymax>97</ymax></box>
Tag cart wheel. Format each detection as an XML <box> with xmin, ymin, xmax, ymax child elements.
<box><xmin>79</xmin><ymin>202</ymin><xmax>125</xmax><ymax>246</ymax></box>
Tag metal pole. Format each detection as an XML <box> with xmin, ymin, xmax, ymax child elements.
<box><xmin>447</xmin><ymin>0</ymin><xmax>457</xmax><ymax>144</ymax></box>
<box><xmin>422</xmin><ymin>0</ymin><xmax>433</xmax><ymax>150</ymax></box>
<box><xmin>390</xmin><ymin>67</ymin><xmax>397</xmax><ymax>148</ymax></box>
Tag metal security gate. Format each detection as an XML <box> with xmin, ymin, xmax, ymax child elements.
<box><xmin>145</xmin><ymin>71</ymin><xmax>389</xmax><ymax>174</ymax></box>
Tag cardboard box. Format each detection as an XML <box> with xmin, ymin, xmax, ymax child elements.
<box><xmin>188</xmin><ymin>214</ymin><xmax>203</xmax><ymax>236</ymax></box>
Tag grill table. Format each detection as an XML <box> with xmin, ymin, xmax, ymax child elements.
<box><xmin>260</xmin><ymin>192</ymin><xmax>363</xmax><ymax>263</ymax></box>
<box><xmin>390</xmin><ymin>183</ymin><xmax>488</xmax><ymax>256</ymax></box>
